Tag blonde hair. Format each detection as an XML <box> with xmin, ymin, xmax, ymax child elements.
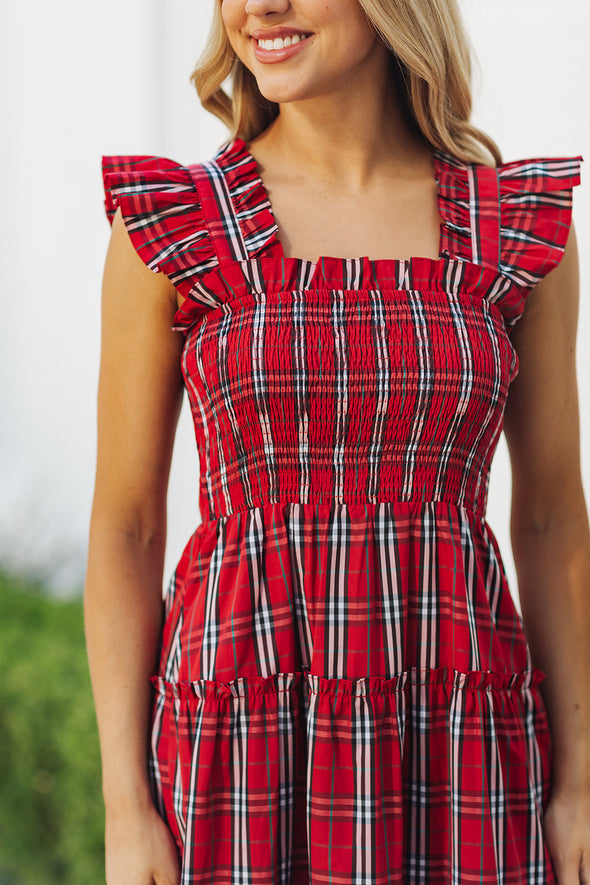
<box><xmin>192</xmin><ymin>0</ymin><xmax>502</xmax><ymax>166</ymax></box>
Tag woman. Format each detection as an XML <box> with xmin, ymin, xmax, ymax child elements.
<box><xmin>85</xmin><ymin>0</ymin><xmax>590</xmax><ymax>883</ymax></box>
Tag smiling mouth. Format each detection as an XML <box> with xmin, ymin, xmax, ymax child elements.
<box><xmin>255</xmin><ymin>33</ymin><xmax>312</xmax><ymax>51</ymax></box>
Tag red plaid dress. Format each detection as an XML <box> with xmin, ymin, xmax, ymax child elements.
<box><xmin>102</xmin><ymin>140</ymin><xmax>581</xmax><ymax>884</ymax></box>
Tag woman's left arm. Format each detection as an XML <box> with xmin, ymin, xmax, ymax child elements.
<box><xmin>504</xmin><ymin>222</ymin><xmax>590</xmax><ymax>884</ymax></box>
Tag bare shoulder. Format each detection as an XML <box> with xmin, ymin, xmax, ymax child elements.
<box><xmin>93</xmin><ymin>207</ymin><xmax>186</xmax><ymax>527</ymax></box>
<box><xmin>504</xmin><ymin>221</ymin><xmax>582</xmax><ymax>519</ymax></box>
<box><xmin>512</xmin><ymin>221</ymin><xmax>580</xmax><ymax>345</ymax></box>
<box><xmin>104</xmin><ymin>207</ymin><xmax>180</xmax><ymax>319</ymax></box>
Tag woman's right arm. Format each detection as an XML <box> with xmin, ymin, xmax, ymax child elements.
<box><xmin>84</xmin><ymin>208</ymin><xmax>184</xmax><ymax>885</ymax></box>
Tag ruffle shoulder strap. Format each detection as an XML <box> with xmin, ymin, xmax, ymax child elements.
<box><xmin>101</xmin><ymin>154</ymin><xmax>218</xmax><ymax>312</ymax></box>
<box><xmin>498</xmin><ymin>156</ymin><xmax>582</xmax><ymax>289</ymax></box>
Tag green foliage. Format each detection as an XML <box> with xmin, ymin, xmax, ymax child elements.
<box><xmin>0</xmin><ymin>570</ymin><xmax>104</xmax><ymax>885</ymax></box>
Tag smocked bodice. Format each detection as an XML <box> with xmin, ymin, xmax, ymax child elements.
<box><xmin>181</xmin><ymin>270</ymin><xmax>515</xmax><ymax>522</ymax></box>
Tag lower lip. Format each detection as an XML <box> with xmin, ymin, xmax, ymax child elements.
<box><xmin>252</xmin><ymin>35</ymin><xmax>312</xmax><ymax>64</ymax></box>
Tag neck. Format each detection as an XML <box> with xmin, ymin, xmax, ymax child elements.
<box><xmin>250</xmin><ymin>56</ymin><xmax>428</xmax><ymax>189</ymax></box>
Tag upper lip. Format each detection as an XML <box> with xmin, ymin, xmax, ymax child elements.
<box><xmin>250</xmin><ymin>27</ymin><xmax>312</xmax><ymax>41</ymax></box>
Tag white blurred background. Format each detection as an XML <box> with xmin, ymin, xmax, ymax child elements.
<box><xmin>1</xmin><ymin>0</ymin><xmax>589</xmax><ymax>607</ymax></box>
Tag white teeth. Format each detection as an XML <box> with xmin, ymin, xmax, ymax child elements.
<box><xmin>258</xmin><ymin>33</ymin><xmax>305</xmax><ymax>51</ymax></box>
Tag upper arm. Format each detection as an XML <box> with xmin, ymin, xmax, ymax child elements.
<box><xmin>503</xmin><ymin>222</ymin><xmax>584</xmax><ymax>530</ymax></box>
<box><xmin>91</xmin><ymin>207</ymin><xmax>185</xmax><ymax>540</ymax></box>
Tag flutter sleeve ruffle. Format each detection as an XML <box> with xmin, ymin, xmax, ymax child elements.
<box><xmin>101</xmin><ymin>155</ymin><xmax>220</xmax><ymax>329</ymax></box>
<box><xmin>498</xmin><ymin>155</ymin><xmax>582</xmax><ymax>290</ymax></box>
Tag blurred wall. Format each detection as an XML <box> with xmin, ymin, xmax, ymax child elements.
<box><xmin>1</xmin><ymin>0</ymin><xmax>589</xmax><ymax>608</ymax></box>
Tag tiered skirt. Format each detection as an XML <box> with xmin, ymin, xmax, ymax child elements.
<box><xmin>148</xmin><ymin>501</ymin><xmax>554</xmax><ymax>884</ymax></box>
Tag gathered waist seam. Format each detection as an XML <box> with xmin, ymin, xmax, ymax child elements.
<box><xmin>197</xmin><ymin>498</ymin><xmax>487</xmax><ymax>530</ymax></box>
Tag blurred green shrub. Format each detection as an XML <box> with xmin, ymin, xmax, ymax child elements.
<box><xmin>0</xmin><ymin>569</ymin><xmax>104</xmax><ymax>884</ymax></box>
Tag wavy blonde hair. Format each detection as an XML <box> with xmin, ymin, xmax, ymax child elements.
<box><xmin>192</xmin><ymin>0</ymin><xmax>501</xmax><ymax>166</ymax></box>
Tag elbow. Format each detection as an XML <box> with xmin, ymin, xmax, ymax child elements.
<box><xmin>510</xmin><ymin>476</ymin><xmax>589</xmax><ymax>540</ymax></box>
<box><xmin>88</xmin><ymin>497</ymin><xmax>167</xmax><ymax>553</ymax></box>
<box><xmin>510</xmin><ymin>494</ymin><xmax>590</xmax><ymax>571</ymax></box>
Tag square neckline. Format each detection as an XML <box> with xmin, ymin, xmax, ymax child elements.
<box><xmin>232</xmin><ymin>136</ymin><xmax>459</xmax><ymax>268</ymax></box>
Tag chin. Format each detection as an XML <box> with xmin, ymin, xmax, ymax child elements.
<box><xmin>253</xmin><ymin>73</ymin><xmax>326</xmax><ymax>107</ymax></box>
<box><xmin>258</xmin><ymin>88</ymin><xmax>307</xmax><ymax>105</ymax></box>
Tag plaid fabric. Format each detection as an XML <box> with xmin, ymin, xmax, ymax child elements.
<box><xmin>101</xmin><ymin>141</ymin><xmax>582</xmax><ymax>883</ymax></box>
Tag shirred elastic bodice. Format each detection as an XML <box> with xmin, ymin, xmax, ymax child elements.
<box><xmin>183</xmin><ymin>280</ymin><xmax>515</xmax><ymax>522</ymax></box>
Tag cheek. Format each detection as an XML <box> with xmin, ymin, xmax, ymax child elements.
<box><xmin>219</xmin><ymin>0</ymin><xmax>243</xmax><ymax>35</ymax></box>
<box><xmin>219</xmin><ymin>0</ymin><xmax>248</xmax><ymax>63</ymax></box>
<box><xmin>339</xmin><ymin>1</ymin><xmax>378</xmax><ymax>47</ymax></box>
<box><xmin>330</xmin><ymin>28</ymin><xmax>380</xmax><ymax>71</ymax></box>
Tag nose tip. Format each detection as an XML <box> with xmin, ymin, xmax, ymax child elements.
<box><xmin>245</xmin><ymin>0</ymin><xmax>290</xmax><ymax>14</ymax></box>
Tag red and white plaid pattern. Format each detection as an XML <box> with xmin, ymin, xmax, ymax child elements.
<box><xmin>102</xmin><ymin>140</ymin><xmax>581</xmax><ymax>884</ymax></box>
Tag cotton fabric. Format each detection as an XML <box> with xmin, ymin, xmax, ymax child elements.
<box><xmin>102</xmin><ymin>140</ymin><xmax>582</xmax><ymax>884</ymax></box>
